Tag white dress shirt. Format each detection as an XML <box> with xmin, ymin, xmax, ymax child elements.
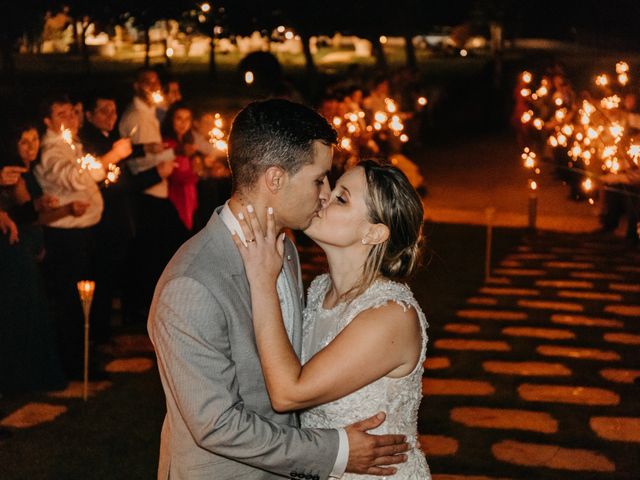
<box><xmin>35</xmin><ymin>129</ymin><xmax>105</xmax><ymax>228</ymax></box>
<box><xmin>118</xmin><ymin>96</ymin><xmax>168</xmax><ymax>198</ymax></box>
<box><xmin>219</xmin><ymin>202</ymin><xmax>349</xmax><ymax>478</ymax></box>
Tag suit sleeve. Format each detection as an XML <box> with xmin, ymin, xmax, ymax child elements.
<box><xmin>149</xmin><ymin>276</ymin><xmax>339</xmax><ymax>479</ymax></box>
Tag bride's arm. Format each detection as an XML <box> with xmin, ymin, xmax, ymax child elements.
<box><xmin>233</xmin><ymin>206</ymin><xmax>421</xmax><ymax>413</ymax></box>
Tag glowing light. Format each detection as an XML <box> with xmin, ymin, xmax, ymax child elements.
<box><xmin>533</xmin><ymin>118</ymin><xmax>543</xmax><ymax>130</ymax></box>
<box><xmin>520</xmin><ymin>88</ymin><xmax>531</xmax><ymax>97</ymax></box>
<box><xmin>601</xmin><ymin>95</ymin><xmax>621</xmax><ymax>109</ymax></box>
<box><xmin>536</xmin><ymin>85</ymin><xmax>548</xmax><ymax>97</ymax></box>
<box><xmin>373</xmin><ymin>122</ymin><xmax>382</xmax><ymax>130</ymax></box>
<box><xmin>374</xmin><ymin>111</ymin><xmax>388</xmax><ymax>123</ymax></box>
<box><xmin>554</xmin><ymin>97</ymin><xmax>563</xmax><ymax>106</ymax></box>
<box><xmin>582</xmin><ymin>178</ymin><xmax>593</xmax><ymax>192</ymax></box>
<box><xmin>166</xmin><ymin>47</ymin><xmax>174</xmax><ymax>58</ymax></box>
<box><xmin>200</xmin><ymin>2</ymin><xmax>211</xmax><ymax>13</ymax></box>
<box><xmin>61</xmin><ymin>126</ymin><xmax>74</xmax><ymax>147</ymax></box>
<box><xmin>151</xmin><ymin>91</ymin><xmax>164</xmax><ymax>104</ymax></box>
<box><xmin>557</xmin><ymin>134</ymin><xmax>568</xmax><ymax>146</ymax></box>
<box><xmin>277</xmin><ymin>25</ymin><xmax>285</xmax><ymax>33</ymax></box>
<box><xmin>379</xmin><ymin>35</ymin><xmax>388</xmax><ymax>44</ymax></box>
<box><xmin>244</xmin><ymin>71</ymin><xmax>254</xmax><ymax>85</ymax></box>
<box><xmin>348</xmin><ymin>113</ymin><xmax>359</xmax><ymax>122</ymax></box>
<box><xmin>548</xmin><ymin>136</ymin><xmax>559</xmax><ymax>147</ymax></box>
<box><xmin>214</xmin><ymin>140</ymin><xmax>228</xmax><ymax>151</ymax></box>
<box><xmin>347</xmin><ymin>124</ymin><xmax>357</xmax><ymax>134</ymax></box>
<box><xmin>417</xmin><ymin>96</ymin><xmax>428</xmax><ymax>106</ymax></box>
<box><xmin>603</xmin><ymin>146</ymin><xmax>617</xmax><ymax>158</ymax></box>
<box><xmin>583</xmin><ymin>101</ymin><xmax>596</xmax><ymax>115</ymax></box>
<box><xmin>460</xmin><ymin>49</ymin><xmax>468</xmax><ymax>57</ymax></box>
<box><xmin>609</xmin><ymin>122</ymin><xmax>624</xmax><ymax>138</ymax></box>
<box><xmin>340</xmin><ymin>137</ymin><xmax>352</xmax><ymax>150</ymax></box>
<box><xmin>522</xmin><ymin>71</ymin><xmax>532</xmax><ymax>84</ymax></box>
<box><xmin>618</xmin><ymin>73</ymin><xmax>629</xmax><ymax>86</ymax></box>
<box><xmin>389</xmin><ymin>115</ymin><xmax>404</xmax><ymax>132</ymax></box>
<box><xmin>285</xmin><ymin>31</ymin><xmax>294</xmax><ymax>40</ymax></box>
<box><xmin>529</xmin><ymin>180</ymin><xmax>538</xmax><ymax>191</ymax></box>
<box><xmin>627</xmin><ymin>144</ymin><xmax>640</xmax><ymax>161</ymax></box>
<box><xmin>332</xmin><ymin>116</ymin><xmax>342</xmax><ymax>127</ymax></box>
<box><xmin>105</xmin><ymin>163</ymin><xmax>121</xmax><ymax>185</ymax></box>
<box><xmin>521</xmin><ymin>111</ymin><xmax>533</xmax><ymax>123</ymax></box>
<box><xmin>595</xmin><ymin>74</ymin><xmax>608</xmax><ymax>87</ymax></box>
<box><xmin>587</xmin><ymin>127</ymin><xmax>598</xmax><ymax>139</ymax></box>
<box><xmin>78</xmin><ymin>154</ymin><xmax>101</xmax><ymax>171</ymax></box>
<box><xmin>400</xmin><ymin>134</ymin><xmax>409</xmax><ymax>143</ymax></box>
<box><xmin>616</xmin><ymin>61</ymin><xmax>629</xmax><ymax>74</ymax></box>
<box><xmin>555</xmin><ymin>109</ymin><xmax>566</xmax><ymax>121</ymax></box>
<box><xmin>384</xmin><ymin>98</ymin><xmax>397</xmax><ymax>113</ymax></box>
<box><xmin>561</xmin><ymin>125</ymin><xmax>573</xmax><ymax>136</ymax></box>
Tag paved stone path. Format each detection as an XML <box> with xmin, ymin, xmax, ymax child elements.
<box><xmin>412</xmin><ymin>232</ymin><xmax>639</xmax><ymax>480</ymax></box>
<box><xmin>2</xmin><ymin>232</ymin><xmax>637</xmax><ymax>479</ymax></box>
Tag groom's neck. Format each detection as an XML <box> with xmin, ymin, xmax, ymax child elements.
<box><xmin>228</xmin><ymin>193</ymin><xmax>283</xmax><ymax>232</ymax></box>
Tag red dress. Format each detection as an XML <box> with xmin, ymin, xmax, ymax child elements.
<box><xmin>166</xmin><ymin>138</ymin><xmax>199</xmax><ymax>231</ymax></box>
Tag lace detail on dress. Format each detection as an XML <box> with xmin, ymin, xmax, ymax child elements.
<box><xmin>301</xmin><ymin>276</ymin><xmax>431</xmax><ymax>480</ymax></box>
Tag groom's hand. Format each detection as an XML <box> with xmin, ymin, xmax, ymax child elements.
<box><xmin>344</xmin><ymin>412</ymin><xmax>409</xmax><ymax>476</ymax></box>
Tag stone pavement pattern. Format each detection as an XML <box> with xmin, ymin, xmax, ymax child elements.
<box><xmin>414</xmin><ymin>232</ymin><xmax>640</xmax><ymax>480</ymax></box>
<box><xmin>2</xmin><ymin>232</ymin><xmax>638</xmax><ymax>480</ymax></box>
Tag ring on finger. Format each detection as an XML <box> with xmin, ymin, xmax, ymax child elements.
<box><xmin>246</xmin><ymin>238</ymin><xmax>256</xmax><ymax>244</ymax></box>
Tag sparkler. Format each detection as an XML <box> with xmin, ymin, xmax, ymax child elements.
<box><xmin>518</xmin><ymin>61</ymin><xmax>640</xmax><ymax>205</ymax></box>
<box><xmin>151</xmin><ymin>90</ymin><xmax>164</xmax><ymax>105</ymax></box>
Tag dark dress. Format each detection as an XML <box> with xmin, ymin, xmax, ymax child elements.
<box><xmin>0</xmin><ymin>171</ymin><xmax>66</xmax><ymax>394</ymax></box>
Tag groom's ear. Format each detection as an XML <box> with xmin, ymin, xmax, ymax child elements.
<box><xmin>264</xmin><ymin>166</ymin><xmax>285</xmax><ymax>194</ymax></box>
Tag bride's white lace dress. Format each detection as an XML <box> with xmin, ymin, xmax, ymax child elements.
<box><xmin>300</xmin><ymin>274</ymin><xmax>431</xmax><ymax>480</ymax></box>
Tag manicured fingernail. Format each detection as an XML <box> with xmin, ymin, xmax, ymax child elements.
<box><xmin>247</xmin><ymin>205</ymin><xmax>254</xmax><ymax>213</ymax></box>
<box><xmin>267</xmin><ymin>207</ymin><xmax>273</xmax><ymax>215</ymax></box>
<box><xmin>238</xmin><ymin>212</ymin><xmax>244</xmax><ymax>220</ymax></box>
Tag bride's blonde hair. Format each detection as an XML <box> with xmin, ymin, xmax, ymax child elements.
<box><xmin>344</xmin><ymin>159</ymin><xmax>424</xmax><ymax>300</ymax></box>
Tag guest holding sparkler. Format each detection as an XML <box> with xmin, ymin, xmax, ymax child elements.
<box><xmin>191</xmin><ymin>108</ymin><xmax>232</xmax><ymax>232</ymax></box>
<box><xmin>80</xmin><ymin>90</ymin><xmax>168</xmax><ymax>344</ymax></box>
<box><xmin>162</xmin><ymin>102</ymin><xmax>199</xmax><ymax>232</ymax></box>
<box><xmin>119</xmin><ymin>69</ymin><xmax>185</xmax><ymax>321</ymax></box>
<box><xmin>0</xmin><ymin>122</ymin><xmax>67</xmax><ymax>395</ymax></box>
<box><xmin>34</xmin><ymin>94</ymin><xmax>131</xmax><ymax>379</ymax></box>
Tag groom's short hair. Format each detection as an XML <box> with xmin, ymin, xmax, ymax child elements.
<box><xmin>228</xmin><ymin>99</ymin><xmax>337</xmax><ymax>192</ymax></box>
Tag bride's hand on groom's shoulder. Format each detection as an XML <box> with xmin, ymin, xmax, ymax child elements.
<box><xmin>232</xmin><ymin>205</ymin><xmax>285</xmax><ymax>288</ymax></box>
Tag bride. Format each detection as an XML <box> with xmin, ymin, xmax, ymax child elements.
<box><xmin>232</xmin><ymin>159</ymin><xmax>430</xmax><ymax>479</ymax></box>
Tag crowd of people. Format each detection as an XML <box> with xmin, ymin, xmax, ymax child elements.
<box><xmin>0</xmin><ymin>65</ymin><xmax>429</xmax><ymax>398</ymax></box>
<box><xmin>513</xmin><ymin>63</ymin><xmax>640</xmax><ymax>245</ymax></box>
<box><xmin>0</xmin><ymin>67</ymin><xmax>231</xmax><ymax>395</ymax></box>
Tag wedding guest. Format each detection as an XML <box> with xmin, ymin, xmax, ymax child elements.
<box><xmin>35</xmin><ymin>94</ymin><xmax>131</xmax><ymax>379</ymax></box>
<box><xmin>191</xmin><ymin>108</ymin><xmax>232</xmax><ymax>232</ymax></box>
<box><xmin>156</xmin><ymin>75</ymin><xmax>183</xmax><ymax>123</ymax></box>
<box><xmin>162</xmin><ymin>102</ymin><xmax>199</xmax><ymax>231</ymax></box>
<box><xmin>119</xmin><ymin>69</ymin><xmax>185</xmax><ymax>321</ymax></box>
<box><xmin>80</xmin><ymin>90</ymin><xmax>168</xmax><ymax>343</ymax></box>
<box><xmin>0</xmin><ymin>123</ymin><xmax>66</xmax><ymax>395</ymax></box>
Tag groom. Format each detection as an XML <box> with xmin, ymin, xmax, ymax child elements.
<box><xmin>148</xmin><ymin>99</ymin><xmax>408</xmax><ymax>480</ymax></box>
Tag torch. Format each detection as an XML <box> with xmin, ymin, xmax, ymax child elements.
<box><xmin>77</xmin><ymin>280</ymin><xmax>95</xmax><ymax>401</ymax></box>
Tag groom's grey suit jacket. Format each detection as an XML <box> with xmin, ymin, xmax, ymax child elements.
<box><xmin>148</xmin><ymin>210</ymin><xmax>339</xmax><ymax>480</ymax></box>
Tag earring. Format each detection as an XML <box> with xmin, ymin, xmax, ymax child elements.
<box><xmin>361</xmin><ymin>239</ymin><xmax>367</xmax><ymax>245</ymax></box>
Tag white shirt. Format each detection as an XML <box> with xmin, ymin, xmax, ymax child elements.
<box><xmin>35</xmin><ymin>129</ymin><xmax>105</xmax><ymax>228</ymax></box>
<box><xmin>119</xmin><ymin>96</ymin><xmax>168</xmax><ymax>198</ymax></box>
<box><xmin>219</xmin><ymin>203</ymin><xmax>348</xmax><ymax>478</ymax></box>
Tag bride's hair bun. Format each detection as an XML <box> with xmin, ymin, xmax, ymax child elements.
<box><xmin>359</xmin><ymin>159</ymin><xmax>424</xmax><ymax>284</ymax></box>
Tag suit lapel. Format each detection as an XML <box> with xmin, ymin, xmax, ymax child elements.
<box><xmin>282</xmin><ymin>239</ymin><xmax>303</xmax><ymax>355</ymax></box>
